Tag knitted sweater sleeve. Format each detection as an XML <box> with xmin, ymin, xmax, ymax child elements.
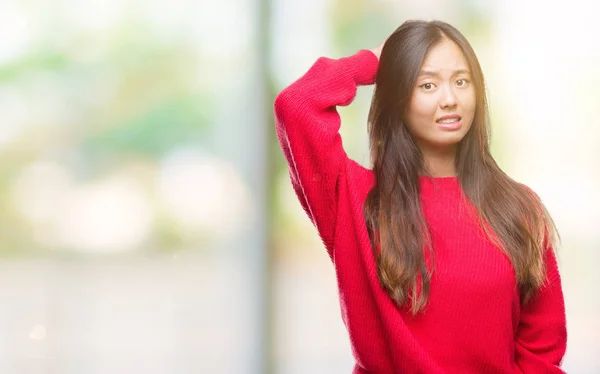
<box><xmin>514</xmin><ymin>245</ymin><xmax>567</xmax><ymax>373</ymax></box>
<box><xmin>274</xmin><ymin>50</ymin><xmax>378</xmax><ymax>256</ymax></box>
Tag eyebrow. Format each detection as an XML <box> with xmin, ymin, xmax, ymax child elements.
<box><xmin>418</xmin><ymin>69</ymin><xmax>471</xmax><ymax>77</ymax></box>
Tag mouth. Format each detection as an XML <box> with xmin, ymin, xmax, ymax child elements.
<box><xmin>436</xmin><ymin>114</ymin><xmax>462</xmax><ymax>124</ymax></box>
<box><xmin>436</xmin><ymin>114</ymin><xmax>462</xmax><ymax>130</ymax></box>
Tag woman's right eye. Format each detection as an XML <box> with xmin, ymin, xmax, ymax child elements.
<box><xmin>420</xmin><ymin>83</ymin><xmax>436</xmax><ymax>90</ymax></box>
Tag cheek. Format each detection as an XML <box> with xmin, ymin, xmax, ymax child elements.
<box><xmin>407</xmin><ymin>94</ymin><xmax>437</xmax><ymax>122</ymax></box>
<box><xmin>463</xmin><ymin>90</ymin><xmax>477</xmax><ymax>113</ymax></box>
<box><xmin>463</xmin><ymin>94</ymin><xmax>477</xmax><ymax>131</ymax></box>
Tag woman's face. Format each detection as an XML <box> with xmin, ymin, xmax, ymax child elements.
<box><xmin>404</xmin><ymin>38</ymin><xmax>476</xmax><ymax>153</ymax></box>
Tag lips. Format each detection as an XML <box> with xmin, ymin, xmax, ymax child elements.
<box><xmin>436</xmin><ymin>114</ymin><xmax>461</xmax><ymax>124</ymax></box>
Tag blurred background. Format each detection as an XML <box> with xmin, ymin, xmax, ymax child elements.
<box><xmin>0</xmin><ymin>0</ymin><xmax>598</xmax><ymax>373</ymax></box>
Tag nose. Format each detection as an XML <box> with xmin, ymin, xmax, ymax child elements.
<box><xmin>439</xmin><ymin>84</ymin><xmax>457</xmax><ymax>109</ymax></box>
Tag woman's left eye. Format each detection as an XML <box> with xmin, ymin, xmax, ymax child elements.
<box><xmin>456</xmin><ymin>79</ymin><xmax>469</xmax><ymax>87</ymax></box>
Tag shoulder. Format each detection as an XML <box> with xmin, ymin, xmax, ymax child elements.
<box><xmin>346</xmin><ymin>159</ymin><xmax>375</xmax><ymax>184</ymax></box>
<box><xmin>341</xmin><ymin>158</ymin><xmax>376</xmax><ymax>200</ymax></box>
<box><xmin>516</xmin><ymin>182</ymin><xmax>545</xmax><ymax>206</ymax></box>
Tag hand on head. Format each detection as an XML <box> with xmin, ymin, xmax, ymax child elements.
<box><xmin>371</xmin><ymin>38</ymin><xmax>388</xmax><ymax>60</ymax></box>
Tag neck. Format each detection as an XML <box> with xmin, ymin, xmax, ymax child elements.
<box><xmin>420</xmin><ymin>144</ymin><xmax>457</xmax><ymax>177</ymax></box>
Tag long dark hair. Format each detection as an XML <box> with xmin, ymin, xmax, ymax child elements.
<box><xmin>363</xmin><ymin>20</ymin><xmax>559</xmax><ymax>314</ymax></box>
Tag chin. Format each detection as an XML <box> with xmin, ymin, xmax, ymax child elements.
<box><xmin>413</xmin><ymin>130</ymin><xmax>469</xmax><ymax>150</ymax></box>
<box><xmin>429</xmin><ymin>135</ymin><xmax>466</xmax><ymax>147</ymax></box>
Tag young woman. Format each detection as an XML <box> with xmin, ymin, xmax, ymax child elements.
<box><xmin>274</xmin><ymin>20</ymin><xmax>567</xmax><ymax>373</ymax></box>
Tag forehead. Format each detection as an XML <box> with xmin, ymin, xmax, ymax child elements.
<box><xmin>421</xmin><ymin>38</ymin><xmax>469</xmax><ymax>72</ymax></box>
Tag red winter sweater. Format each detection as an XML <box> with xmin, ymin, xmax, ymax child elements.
<box><xmin>274</xmin><ymin>50</ymin><xmax>567</xmax><ymax>374</ymax></box>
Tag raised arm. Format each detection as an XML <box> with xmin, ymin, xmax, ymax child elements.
<box><xmin>514</xmin><ymin>246</ymin><xmax>567</xmax><ymax>373</ymax></box>
<box><xmin>274</xmin><ymin>48</ymin><xmax>379</xmax><ymax>256</ymax></box>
